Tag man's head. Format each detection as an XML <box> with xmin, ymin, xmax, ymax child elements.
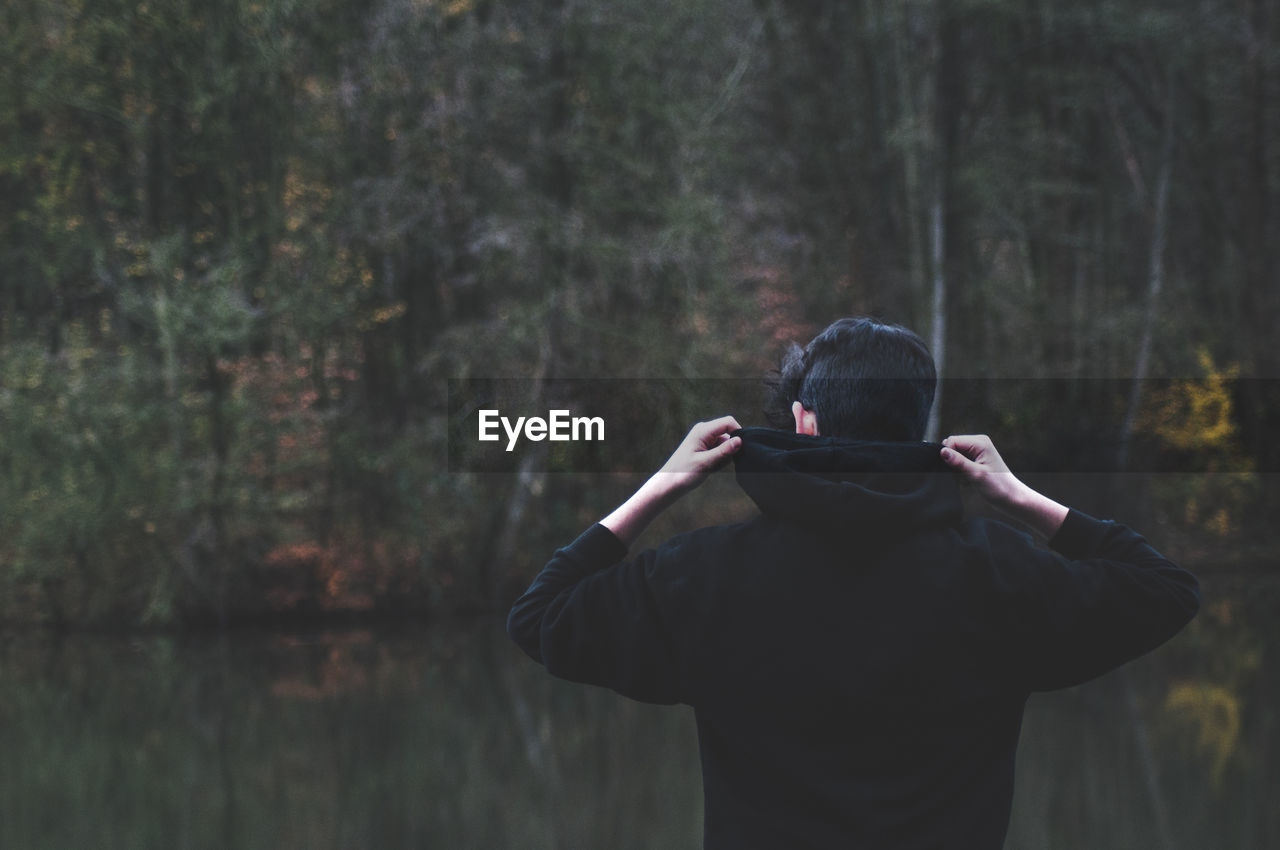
<box><xmin>766</xmin><ymin>317</ymin><xmax>936</xmax><ymax>441</ymax></box>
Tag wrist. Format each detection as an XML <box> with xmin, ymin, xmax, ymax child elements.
<box><xmin>1002</xmin><ymin>478</ymin><xmax>1036</xmax><ymax>513</ymax></box>
<box><xmin>1003</xmin><ymin>481</ymin><xmax>1069</xmax><ymax>539</ymax></box>
<box><xmin>643</xmin><ymin>471</ymin><xmax>689</xmax><ymax>504</ymax></box>
<box><xmin>600</xmin><ymin>474</ymin><xmax>686</xmax><ymax>548</ymax></box>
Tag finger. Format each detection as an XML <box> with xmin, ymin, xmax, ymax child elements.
<box><xmin>690</xmin><ymin>418</ymin><xmax>741</xmax><ymax>451</ymax></box>
<box><xmin>940</xmin><ymin>446</ymin><xmax>973</xmax><ymax>469</ymax></box>
<box><xmin>701</xmin><ymin>415</ymin><xmax>742</xmax><ymax>436</ymax></box>
<box><xmin>941</xmin><ymin>434</ymin><xmax>989</xmax><ymax>460</ymax></box>
<box><xmin>705</xmin><ymin>434</ymin><xmax>742</xmax><ymax>464</ymax></box>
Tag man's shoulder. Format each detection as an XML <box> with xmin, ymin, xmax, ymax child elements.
<box><xmin>645</xmin><ymin>513</ymin><xmax>1051</xmax><ymax>581</ymax></box>
<box><xmin>678</xmin><ymin>512</ymin><xmax>1039</xmax><ymax>551</ymax></box>
<box><xmin>631</xmin><ymin>515</ymin><xmax>812</xmax><ymax>589</ymax></box>
<box><xmin>649</xmin><ymin>514</ymin><xmax>775</xmax><ymax>560</ymax></box>
<box><xmin>656</xmin><ymin>513</ymin><xmax>1029</xmax><ymax>555</ymax></box>
<box><xmin>956</xmin><ymin>513</ymin><xmax>1056</xmax><ymax>554</ymax></box>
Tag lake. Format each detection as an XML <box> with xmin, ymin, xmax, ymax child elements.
<box><xmin>0</xmin><ymin>574</ymin><xmax>1273</xmax><ymax>849</ymax></box>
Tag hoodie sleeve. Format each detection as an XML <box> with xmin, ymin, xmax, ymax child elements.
<box><xmin>997</xmin><ymin>509</ymin><xmax>1201</xmax><ymax>692</ymax></box>
<box><xmin>507</xmin><ymin>524</ymin><xmax>690</xmax><ymax>705</ymax></box>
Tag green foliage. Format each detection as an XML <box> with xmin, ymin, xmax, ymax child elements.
<box><xmin>0</xmin><ymin>333</ymin><xmax>176</xmax><ymax>624</ymax></box>
<box><xmin>1</xmin><ymin>0</ymin><xmax>1276</xmax><ymax>627</ymax></box>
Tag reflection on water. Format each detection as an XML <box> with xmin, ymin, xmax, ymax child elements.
<box><xmin>0</xmin><ymin>577</ymin><xmax>1273</xmax><ymax>849</ymax></box>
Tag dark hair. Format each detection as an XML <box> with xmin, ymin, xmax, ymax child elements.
<box><xmin>764</xmin><ymin>317</ymin><xmax>937</xmax><ymax>441</ymax></box>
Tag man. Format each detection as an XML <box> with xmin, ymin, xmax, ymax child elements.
<box><xmin>507</xmin><ymin>318</ymin><xmax>1200</xmax><ymax>849</ymax></box>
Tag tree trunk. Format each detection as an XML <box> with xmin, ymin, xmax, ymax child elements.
<box><xmin>483</xmin><ymin>0</ymin><xmax>577</xmax><ymax>603</ymax></box>
<box><xmin>926</xmin><ymin>194</ymin><xmax>947</xmax><ymax>442</ymax></box>
<box><xmin>1118</xmin><ymin>70</ymin><xmax>1176</xmax><ymax>472</ymax></box>
<box><xmin>924</xmin><ymin>0</ymin><xmax>957</xmax><ymax>443</ymax></box>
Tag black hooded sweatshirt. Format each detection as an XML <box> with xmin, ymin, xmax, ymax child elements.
<box><xmin>507</xmin><ymin>428</ymin><xmax>1201</xmax><ymax>850</ymax></box>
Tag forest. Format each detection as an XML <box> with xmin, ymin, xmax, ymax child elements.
<box><xmin>2</xmin><ymin>0</ymin><xmax>1277</xmax><ymax>629</ymax></box>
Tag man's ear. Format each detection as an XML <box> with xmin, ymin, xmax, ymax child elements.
<box><xmin>792</xmin><ymin>400</ymin><xmax>820</xmax><ymax>436</ymax></box>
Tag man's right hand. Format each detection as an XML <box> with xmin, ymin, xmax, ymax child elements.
<box><xmin>941</xmin><ymin>434</ymin><xmax>1069</xmax><ymax>539</ymax></box>
<box><xmin>940</xmin><ymin>434</ymin><xmax>1019</xmax><ymax>504</ymax></box>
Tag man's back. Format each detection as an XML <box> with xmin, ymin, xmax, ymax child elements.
<box><xmin>508</xmin><ymin>429</ymin><xmax>1200</xmax><ymax>849</ymax></box>
<box><xmin>641</xmin><ymin>513</ymin><xmax>1032</xmax><ymax>849</ymax></box>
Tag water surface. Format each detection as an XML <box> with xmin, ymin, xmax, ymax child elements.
<box><xmin>1</xmin><ymin>576</ymin><xmax>1273</xmax><ymax>849</ymax></box>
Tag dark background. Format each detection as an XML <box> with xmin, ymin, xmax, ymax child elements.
<box><xmin>2</xmin><ymin>0</ymin><xmax>1277</xmax><ymax>628</ymax></box>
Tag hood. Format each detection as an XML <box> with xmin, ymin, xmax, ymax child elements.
<box><xmin>731</xmin><ymin>427</ymin><xmax>963</xmax><ymax>541</ymax></box>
